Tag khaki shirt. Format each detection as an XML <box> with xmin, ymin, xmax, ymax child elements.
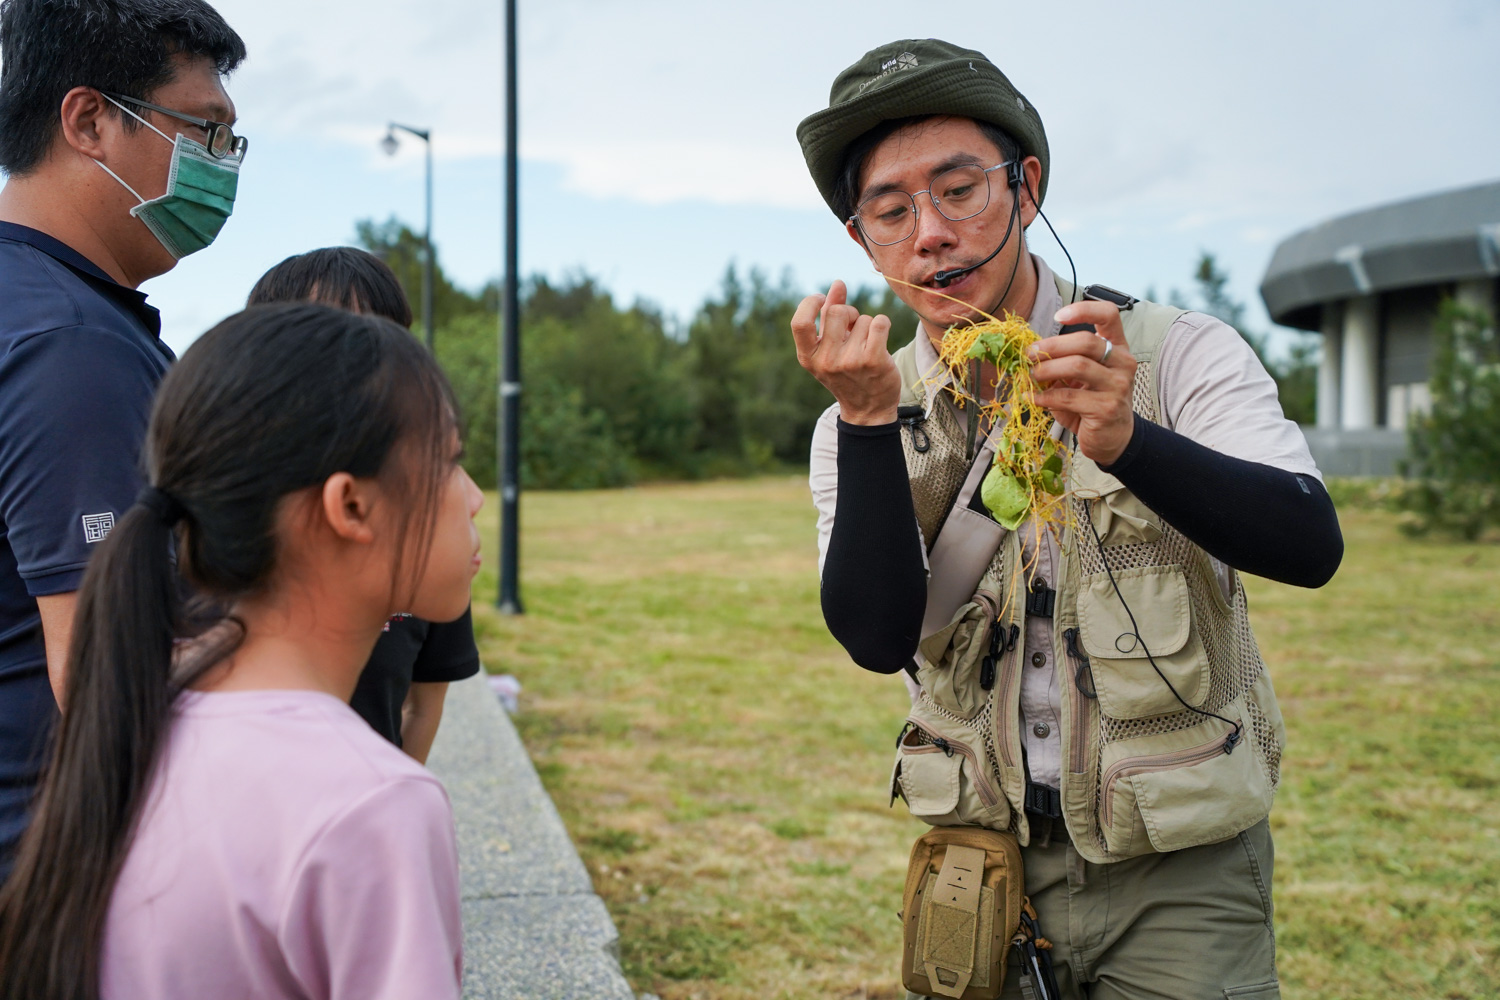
<box><xmin>810</xmin><ymin>255</ymin><xmax>1321</xmax><ymax>787</ymax></box>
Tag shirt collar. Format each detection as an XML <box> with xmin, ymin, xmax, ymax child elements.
<box><xmin>0</xmin><ymin>221</ymin><xmax>162</xmax><ymax>338</ymax></box>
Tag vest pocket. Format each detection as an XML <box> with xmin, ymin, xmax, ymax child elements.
<box><xmin>1078</xmin><ymin>564</ymin><xmax>1210</xmax><ymax>720</ymax></box>
<box><xmin>1070</xmin><ymin>459</ymin><xmax>1162</xmax><ymax>547</ymax></box>
<box><xmin>893</xmin><ymin>715</ymin><xmax>1010</xmax><ymax>832</ymax></box>
<box><xmin>917</xmin><ymin>593</ymin><xmax>998</xmax><ymax>720</ymax></box>
<box><xmin>1098</xmin><ymin>708</ymin><xmax>1273</xmax><ymax>856</ymax></box>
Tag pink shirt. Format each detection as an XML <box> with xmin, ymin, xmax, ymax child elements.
<box><xmin>100</xmin><ymin>689</ymin><xmax>462</xmax><ymax>1000</ymax></box>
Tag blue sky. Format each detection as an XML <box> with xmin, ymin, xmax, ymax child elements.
<box><xmin>59</xmin><ymin>0</ymin><xmax>1500</xmax><ymax>356</ymax></box>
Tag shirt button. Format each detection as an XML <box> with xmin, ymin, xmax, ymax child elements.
<box><xmin>1033</xmin><ymin>722</ymin><xmax>1051</xmax><ymax>738</ymax></box>
<box><xmin>1030</xmin><ymin>651</ymin><xmax>1046</xmax><ymax>668</ymax></box>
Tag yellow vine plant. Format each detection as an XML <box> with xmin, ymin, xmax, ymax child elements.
<box><xmin>890</xmin><ymin>278</ymin><xmax>1074</xmax><ymax>613</ymax></box>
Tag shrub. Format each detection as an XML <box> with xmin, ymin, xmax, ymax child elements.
<box><xmin>1398</xmin><ymin>299</ymin><xmax>1500</xmax><ymax>540</ymax></box>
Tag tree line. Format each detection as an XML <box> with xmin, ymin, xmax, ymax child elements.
<box><xmin>357</xmin><ymin>219</ymin><xmax>1316</xmax><ymax>490</ymax></box>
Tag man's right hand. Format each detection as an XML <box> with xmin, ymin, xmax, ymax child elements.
<box><xmin>790</xmin><ymin>280</ymin><xmax>902</xmax><ymax>426</ymax></box>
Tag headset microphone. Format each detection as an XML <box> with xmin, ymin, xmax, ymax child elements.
<box><xmin>932</xmin><ymin>237</ymin><xmax>1006</xmax><ymax>288</ymax></box>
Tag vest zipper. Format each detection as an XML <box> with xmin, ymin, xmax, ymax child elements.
<box><xmin>1099</xmin><ymin>733</ymin><xmax>1237</xmax><ymax>829</ymax></box>
<box><xmin>904</xmin><ymin>718</ymin><xmax>1002</xmax><ymax>810</ymax></box>
<box><xmin>993</xmin><ymin>620</ymin><xmax>1021</xmax><ymax>769</ymax></box>
<box><xmin>1061</xmin><ymin>627</ymin><xmax>1094</xmax><ymax>775</ymax></box>
<box><xmin>974</xmin><ymin>591</ymin><xmax>1003</xmax><ymax>691</ymax></box>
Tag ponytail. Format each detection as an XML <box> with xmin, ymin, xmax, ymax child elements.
<box><xmin>0</xmin><ymin>491</ymin><xmax>187</xmax><ymax>1000</ymax></box>
<box><xmin>0</xmin><ymin>303</ymin><xmax>454</xmax><ymax>1000</ymax></box>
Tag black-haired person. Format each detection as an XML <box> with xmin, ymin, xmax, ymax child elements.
<box><xmin>792</xmin><ymin>41</ymin><xmax>1344</xmax><ymax>999</ymax></box>
<box><xmin>248</xmin><ymin>247</ymin><xmax>482</xmax><ymax>763</ymax></box>
<box><xmin>0</xmin><ymin>304</ymin><xmax>477</xmax><ymax>999</ymax></box>
<box><xmin>0</xmin><ymin>0</ymin><xmax>247</xmax><ymax>877</ymax></box>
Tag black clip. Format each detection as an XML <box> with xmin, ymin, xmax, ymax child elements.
<box><xmin>895</xmin><ymin>721</ymin><xmax>912</xmax><ymax>748</ymax></box>
<box><xmin>1063</xmin><ymin>628</ymin><xmax>1096</xmax><ymax>700</ymax></box>
<box><xmin>1024</xmin><ymin>782</ymin><xmax>1063</xmax><ymax>819</ymax></box>
<box><xmin>1223</xmin><ymin>727</ymin><xmax>1242</xmax><ymax>756</ymax></box>
<box><xmin>932</xmin><ymin>737</ymin><xmax>954</xmax><ymax>757</ymax></box>
<box><xmin>1012</xmin><ymin>910</ymin><xmax>1063</xmax><ymax>1000</ymax></box>
<box><xmin>1025</xmin><ymin>584</ymin><xmax>1055</xmax><ymax>619</ymax></box>
<box><xmin>896</xmin><ymin>405</ymin><xmax>930</xmax><ymax>453</ymax></box>
<box><xmin>980</xmin><ymin>618</ymin><xmax>1003</xmax><ymax>690</ymax></box>
<box><xmin>1082</xmin><ymin>283</ymin><xmax>1139</xmax><ymax>311</ymax></box>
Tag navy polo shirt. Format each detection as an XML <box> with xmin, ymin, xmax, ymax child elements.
<box><xmin>0</xmin><ymin>221</ymin><xmax>173</xmax><ymax>874</ymax></box>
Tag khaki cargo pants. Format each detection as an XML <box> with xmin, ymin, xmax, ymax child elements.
<box><xmin>906</xmin><ymin>819</ymin><xmax>1280</xmax><ymax>1000</ymax></box>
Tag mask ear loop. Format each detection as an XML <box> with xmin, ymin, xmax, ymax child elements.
<box><xmin>89</xmin><ymin>158</ymin><xmax>148</xmax><ymax>207</ymax></box>
<box><xmin>102</xmin><ymin>94</ymin><xmax>178</xmax><ymax>145</ymax></box>
<box><xmin>89</xmin><ymin>95</ymin><xmax>183</xmax><ymax>207</ymax></box>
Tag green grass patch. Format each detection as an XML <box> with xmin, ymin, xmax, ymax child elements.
<box><xmin>470</xmin><ymin>478</ymin><xmax>1499</xmax><ymax>1000</ymax></box>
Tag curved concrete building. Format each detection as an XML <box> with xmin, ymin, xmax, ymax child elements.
<box><xmin>1260</xmin><ymin>180</ymin><xmax>1500</xmax><ymax>475</ymax></box>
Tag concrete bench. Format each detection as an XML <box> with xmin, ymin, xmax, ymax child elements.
<box><xmin>426</xmin><ymin>673</ymin><xmax>636</xmax><ymax>1000</ymax></box>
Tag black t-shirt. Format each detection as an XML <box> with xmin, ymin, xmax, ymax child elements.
<box><xmin>349</xmin><ymin>605</ymin><xmax>481</xmax><ymax>747</ymax></box>
<box><xmin>0</xmin><ymin>222</ymin><xmax>172</xmax><ymax>876</ymax></box>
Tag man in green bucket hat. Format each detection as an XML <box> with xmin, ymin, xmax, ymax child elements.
<box><xmin>792</xmin><ymin>38</ymin><xmax>1343</xmax><ymax>1000</ymax></box>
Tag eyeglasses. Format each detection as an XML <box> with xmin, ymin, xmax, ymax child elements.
<box><xmin>850</xmin><ymin>161</ymin><xmax>1014</xmax><ymax>246</ymax></box>
<box><xmin>103</xmin><ymin>92</ymin><xmax>248</xmax><ymax>159</ymax></box>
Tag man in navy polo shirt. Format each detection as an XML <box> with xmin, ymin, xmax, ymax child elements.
<box><xmin>0</xmin><ymin>0</ymin><xmax>247</xmax><ymax>878</ymax></box>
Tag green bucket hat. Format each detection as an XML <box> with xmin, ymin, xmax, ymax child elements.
<box><xmin>796</xmin><ymin>39</ymin><xmax>1049</xmax><ymax>219</ymax></box>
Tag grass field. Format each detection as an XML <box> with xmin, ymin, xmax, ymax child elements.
<box><xmin>467</xmin><ymin>478</ymin><xmax>1499</xmax><ymax>1000</ymax></box>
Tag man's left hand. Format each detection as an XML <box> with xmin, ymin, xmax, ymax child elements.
<box><xmin>1027</xmin><ymin>301</ymin><xmax>1137</xmax><ymax>466</ymax></box>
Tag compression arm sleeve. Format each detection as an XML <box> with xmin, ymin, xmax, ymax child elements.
<box><xmin>1101</xmin><ymin>417</ymin><xmax>1343</xmax><ymax>588</ymax></box>
<box><xmin>819</xmin><ymin>419</ymin><xmax>926</xmax><ymax>674</ymax></box>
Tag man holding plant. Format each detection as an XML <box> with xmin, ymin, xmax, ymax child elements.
<box><xmin>792</xmin><ymin>38</ymin><xmax>1343</xmax><ymax>999</ymax></box>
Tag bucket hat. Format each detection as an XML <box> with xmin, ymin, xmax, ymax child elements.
<box><xmin>796</xmin><ymin>39</ymin><xmax>1049</xmax><ymax>218</ymax></box>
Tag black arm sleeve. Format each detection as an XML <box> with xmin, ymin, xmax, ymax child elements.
<box><xmin>820</xmin><ymin>419</ymin><xmax>927</xmax><ymax>673</ymax></box>
<box><xmin>1100</xmin><ymin>417</ymin><xmax>1343</xmax><ymax>588</ymax></box>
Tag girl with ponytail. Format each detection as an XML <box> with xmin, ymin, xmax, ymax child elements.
<box><xmin>0</xmin><ymin>303</ymin><xmax>480</xmax><ymax>1000</ymax></box>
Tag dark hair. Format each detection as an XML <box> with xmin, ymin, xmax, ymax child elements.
<box><xmin>248</xmin><ymin>247</ymin><xmax>415</xmax><ymax>328</ymax></box>
<box><xmin>0</xmin><ymin>0</ymin><xmax>246</xmax><ymax>175</ymax></box>
<box><xmin>830</xmin><ymin>115</ymin><xmax>1023</xmax><ymax>224</ymax></box>
<box><xmin>0</xmin><ymin>304</ymin><xmax>456</xmax><ymax>1000</ymax></box>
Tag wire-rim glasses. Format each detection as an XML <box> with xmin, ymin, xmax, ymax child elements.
<box><xmin>850</xmin><ymin>161</ymin><xmax>1013</xmax><ymax>246</ymax></box>
<box><xmin>103</xmin><ymin>92</ymin><xmax>248</xmax><ymax>159</ymax></box>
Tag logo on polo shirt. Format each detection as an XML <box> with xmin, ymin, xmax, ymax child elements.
<box><xmin>81</xmin><ymin>512</ymin><xmax>115</xmax><ymax>544</ymax></box>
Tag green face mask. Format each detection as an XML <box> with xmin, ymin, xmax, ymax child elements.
<box><xmin>93</xmin><ymin>97</ymin><xmax>242</xmax><ymax>259</ymax></box>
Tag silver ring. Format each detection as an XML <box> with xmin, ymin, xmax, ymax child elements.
<box><xmin>1098</xmin><ymin>337</ymin><xmax>1113</xmax><ymax>365</ymax></box>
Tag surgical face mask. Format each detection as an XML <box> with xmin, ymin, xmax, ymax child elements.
<box><xmin>92</xmin><ymin>96</ymin><xmax>242</xmax><ymax>259</ymax></box>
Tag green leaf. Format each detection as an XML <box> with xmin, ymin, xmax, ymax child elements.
<box><xmin>981</xmin><ymin>466</ymin><xmax>1030</xmax><ymax>530</ymax></box>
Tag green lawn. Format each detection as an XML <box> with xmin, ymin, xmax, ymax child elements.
<box><xmin>467</xmin><ymin>478</ymin><xmax>1499</xmax><ymax>1000</ymax></box>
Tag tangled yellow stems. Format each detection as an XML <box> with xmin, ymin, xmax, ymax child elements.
<box><xmin>888</xmin><ymin>279</ymin><xmax>1075</xmax><ymax>613</ymax></box>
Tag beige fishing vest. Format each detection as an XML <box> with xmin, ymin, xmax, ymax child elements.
<box><xmin>888</xmin><ymin>279</ymin><xmax>1286</xmax><ymax>865</ymax></box>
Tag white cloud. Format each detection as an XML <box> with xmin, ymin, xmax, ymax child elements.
<box><xmin>210</xmin><ymin>0</ymin><xmax>1499</xmax><ymax>230</ymax></box>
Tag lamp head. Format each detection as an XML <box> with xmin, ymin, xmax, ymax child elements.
<box><xmin>380</xmin><ymin>130</ymin><xmax>400</xmax><ymax>156</ymax></box>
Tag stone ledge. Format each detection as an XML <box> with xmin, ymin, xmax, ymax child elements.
<box><xmin>427</xmin><ymin>672</ymin><xmax>634</xmax><ymax>999</ymax></box>
<box><xmin>459</xmin><ymin>895</ymin><xmax>636</xmax><ymax>1000</ymax></box>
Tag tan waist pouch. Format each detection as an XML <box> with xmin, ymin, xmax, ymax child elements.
<box><xmin>900</xmin><ymin>827</ymin><xmax>1023</xmax><ymax>999</ymax></box>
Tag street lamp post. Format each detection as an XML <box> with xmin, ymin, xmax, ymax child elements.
<box><xmin>497</xmin><ymin>0</ymin><xmax>523</xmax><ymax>614</ymax></box>
<box><xmin>381</xmin><ymin>123</ymin><xmax>435</xmax><ymax>351</ymax></box>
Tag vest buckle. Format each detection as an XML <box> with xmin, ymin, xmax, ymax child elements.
<box><xmin>1024</xmin><ymin>584</ymin><xmax>1055</xmax><ymax>619</ymax></box>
